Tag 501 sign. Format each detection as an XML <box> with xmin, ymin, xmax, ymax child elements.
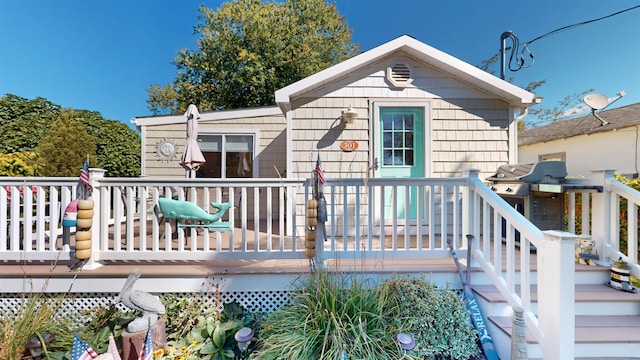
<box><xmin>340</xmin><ymin>141</ymin><xmax>358</xmax><ymax>152</ymax></box>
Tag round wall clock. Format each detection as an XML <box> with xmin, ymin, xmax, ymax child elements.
<box><xmin>156</xmin><ymin>138</ymin><xmax>178</xmax><ymax>161</ymax></box>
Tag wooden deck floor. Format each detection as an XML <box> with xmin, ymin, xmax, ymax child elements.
<box><xmin>2</xmin><ymin>219</ymin><xmax>603</xmax><ymax>283</ymax></box>
<box><xmin>2</xmin><ymin>240</ymin><xmax>599</xmax><ymax>282</ymax></box>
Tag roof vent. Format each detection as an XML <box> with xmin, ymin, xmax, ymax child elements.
<box><xmin>386</xmin><ymin>63</ymin><xmax>413</xmax><ymax>88</ymax></box>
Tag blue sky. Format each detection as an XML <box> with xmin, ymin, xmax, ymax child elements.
<box><xmin>1</xmin><ymin>1</ymin><xmax>638</xmax><ymax>130</ymax></box>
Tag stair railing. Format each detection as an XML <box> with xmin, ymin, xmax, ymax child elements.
<box><xmin>465</xmin><ymin>169</ymin><xmax>577</xmax><ymax>359</ymax></box>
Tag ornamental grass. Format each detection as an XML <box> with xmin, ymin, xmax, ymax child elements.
<box><xmin>253</xmin><ymin>270</ymin><xmax>414</xmax><ymax>360</ymax></box>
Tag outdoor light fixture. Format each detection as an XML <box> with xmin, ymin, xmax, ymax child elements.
<box><xmin>235</xmin><ymin>327</ymin><xmax>255</xmax><ymax>352</ymax></box>
<box><xmin>341</xmin><ymin>105</ymin><xmax>358</xmax><ymax>124</ymax></box>
<box><xmin>395</xmin><ymin>332</ymin><xmax>415</xmax><ymax>351</ymax></box>
<box><xmin>25</xmin><ymin>333</ymin><xmax>55</xmax><ymax>359</ymax></box>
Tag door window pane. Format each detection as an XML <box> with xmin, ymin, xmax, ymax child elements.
<box><xmin>381</xmin><ymin>109</ymin><xmax>417</xmax><ymax>167</ymax></box>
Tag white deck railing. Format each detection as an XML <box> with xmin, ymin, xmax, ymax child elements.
<box><xmin>2</xmin><ymin>168</ymin><xmax>638</xmax><ymax>359</ymax></box>
<box><xmin>0</xmin><ymin>172</ymin><xmax>473</xmax><ymax>264</ymax></box>
<box><xmin>467</xmin><ymin>170</ymin><xmax>577</xmax><ymax>358</ymax></box>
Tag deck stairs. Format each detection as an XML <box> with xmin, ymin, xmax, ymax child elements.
<box><xmin>470</xmin><ymin>264</ymin><xmax>640</xmax><ymax>359</ymax></box>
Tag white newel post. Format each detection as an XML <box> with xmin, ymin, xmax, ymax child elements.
<box><xmin>539</xmin><ymin>230</ymin><xmax>576</xmax><ymax>360</ymax></box>
<box><xmin>462</xmin><ymin>169</ymin><xmax>478</xmax><ymax>237</ymax></box>
<box><xmin>463</xmin><ymin>169</ymin><xmax>480</xmax><ymax>267</ymax></box>
<box><xmin>590</xmin><ymin>169</ymin><xmax>616</xmax><ymax>264</ymax></box>
<box><xmin>84</xmin><ymin>168</ymin><xmax>107</xmax><ymax>270</ymax></box>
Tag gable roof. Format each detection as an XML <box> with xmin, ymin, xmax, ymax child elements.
<box><xmin>519</xmin><ymin>102</ymin><xmax>640</xmax><ymax>146</ymax></box>
<box><xmin>132</xmin><ymin>106</ymin><xmax>281</xmax><ymax>127</ymax></box>
<box><xmin>275</xmin><ymin>35</ymin><xmax>537</xmax><ymax>111</ymax></box>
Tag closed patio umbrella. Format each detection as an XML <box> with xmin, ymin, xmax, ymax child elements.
<box><xmin>180</xmin><ymin>104</ymin><xmax>206</xmax><ymax>178</ymax></box>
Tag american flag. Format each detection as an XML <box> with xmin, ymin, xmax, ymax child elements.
<box><xmin>108</xmin><ymin>334</ymin><xmax>122</xmax><ymax>360</ymax></box>
<box><xmin>71</xmin><ymin>333</ymin><xmax>99</xmax><ymax>360</ymax></box>
<box><xmin>79</xmin><ymin>159</ymin><xmax>91</xmax><ymax>188</ymax></box>
<box><xmin>315</xmin><ymin>155</ymin><xmax>325</xmax><ymax>185</ymax></box>
<box><xmin>138</xmin><ymin>322</ymin><xmax>153</xmax><ymax>360</ymax></box>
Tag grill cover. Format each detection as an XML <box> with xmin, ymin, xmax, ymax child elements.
<box><xmin>486</xmin><ymin>161</ymin><xmax>567</xmax><ymax>184</ymax></box>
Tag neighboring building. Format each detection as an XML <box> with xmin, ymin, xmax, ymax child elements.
<box><xmin>519</xmin><ymin>102</ymin><xmax>640</xmax><ymax>178</ymax></box>
<box><xmin>133</xmin><ymin>35</ymin><xmax>537</xmax><ymax>229</ymax></box>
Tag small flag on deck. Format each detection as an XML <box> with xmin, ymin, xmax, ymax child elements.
<box><xmin>315</xmin><ymin>155</ymin><xmax>325</xmax><ymax>185</ymax></box>
<box><xmin>71</xmin><ymin>333</ymin><xmax>99</xmax><ymax>360</ymax></box>
<box><xmin>80</xmin><ymin>159</ymin><xmax>91</xmax><ymax>188</ymax></box>
<box><xmin>108</xmin><ymin>334</ymin><xmax>122</xmax><ymax>360</ymax></box>
<box><xmin>138</xmin><ymin>322</ymin><xmax>153</xmax><ymax>360</ymax></box>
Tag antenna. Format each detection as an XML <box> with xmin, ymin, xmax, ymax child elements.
<box><xmin>582</xmin><ymin>91</ymin><xmax>626</xmax><ymax>126</ymax></box>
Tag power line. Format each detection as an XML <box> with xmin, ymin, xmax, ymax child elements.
<box><xmin>525</xmin><ymin>4</ymin><xmax>640</xmax><ymax>45</ymax></box>
<box><xmin>502</xmin><ymin>4</ymin><xmax>640</xmax><ymax>76</ymax></box>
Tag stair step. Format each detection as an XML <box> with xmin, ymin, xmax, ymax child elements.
<box><xmin>489</xmin><ymin>315</ymin><xmax>640</xmax><ymax>344</ymax></box>
<box><xmin>473</xmin><ymin>283</ymin><xmax>640</xmax><ymax>304</ymax></box>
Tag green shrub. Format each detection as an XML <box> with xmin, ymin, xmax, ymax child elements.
<box><xmin>384</xmin><ymin>276</ymin><xmax>481</xmax><ymax>360</ymax></box>
<box><xmin>155</xmin><ymin>297</ymin><xmax>259</xmax><ymax>360</ymax></box>
<box><xmin>0</xmin><ymin>151</ymin><xmax>41</xmax><ymax>176</ymax></box>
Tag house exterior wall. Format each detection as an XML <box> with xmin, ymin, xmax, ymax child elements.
<box><xmin>141</xmin><ymin>113</ymin><xmax>286</xmax><ymax>219</ymax></box>
<box><xmin>288</xmin><ymin>55</ymin><xmax>513</xmax><ymax>234</ymax></box>
<box><xmin>289</xmin><ymin>55</ymin><xmax>512</xmax><ymax>181</ymax></box>
<box><xmin>519</xmin><ymin>126</ymin><xmax>640</xmax><ymax>178</ymax></box>
<box><xmin>142</xmin><ymin>114</ymin><xmax>286</xmax><ymax>179</ymax></box>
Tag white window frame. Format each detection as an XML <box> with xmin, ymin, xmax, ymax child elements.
<box><xmin>198</xmin><ymin>130</ymin><xmax>259</xmax><ymax>179</ymax></box>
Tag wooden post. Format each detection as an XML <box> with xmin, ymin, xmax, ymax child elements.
<box><xmin>121</xmin><ymin>318</ymin><xmax>166</xmax><ymax>360</ymax></box>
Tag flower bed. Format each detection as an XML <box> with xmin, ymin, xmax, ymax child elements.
<box><xmin>1</xmin><ymin>272</ymin><xmax>481</xmax><ymax>360</ymax></box>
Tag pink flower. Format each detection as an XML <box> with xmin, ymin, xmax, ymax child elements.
<box><xmin>5</xmin><ymin>185</ymin><xmax>38</xmax><ymax>200</ymax></box>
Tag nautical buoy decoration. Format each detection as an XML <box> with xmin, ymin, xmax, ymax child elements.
<box><xmin>607</xmin><ymin>258</ymin><xmax>637</xmax><ymax>293</ymax></box>
<box><xmin>305</xmin><ymin>200</ymin><xmax>318</xmax><ymax>258</ymax></box>
<box><xmin>62</xmin><ymin>200</ymin><xmax>78</xmax><ymax>227</ymax></box>
<box><xmin>75</xmin><ymin>199</ymin><xmax>94</xmax><ymax>260</ymax></box>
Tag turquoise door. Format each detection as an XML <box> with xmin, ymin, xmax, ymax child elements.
<box><xmin>379</xmin><ymin>107</ymin><xmax>424</xmax><ymax>219</ymax></box>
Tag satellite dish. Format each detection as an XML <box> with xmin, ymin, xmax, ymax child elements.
<box><xmin>583</xmin><ymin>93</ymin><xmax>609</xmax><ymax>110</ymax></box>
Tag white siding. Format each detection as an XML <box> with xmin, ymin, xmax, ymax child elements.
<box><xmin>142</xmin><ymin>114</ymin><xmax>286</xmax><ymax>178</ymax></box>
<box><xmin>305</xmin><ymin>55</ymin><xmax>494</xmax><ymax>101</ymax></box>
<box><xmin>519</xmin><ymin>126</ymin><xmax>640</xmax><ymax>178</ymax></box>
<box><xmin>288</xmin><ymin>55</ymin><xmax>514</xmax><ymax>235</ymax></box>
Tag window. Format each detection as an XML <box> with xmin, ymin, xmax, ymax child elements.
<box><xmin>382</xmin><ymin>110</ymin><xmax>416</xmax><ymax>166</ymax></box>
<box><xmin>538</xmin><ymin>152</ymin><xmax>565</xmax><ymax>162</ymax></box>
<box><xmin>197</xmin><ymin>134</ymin><xmax>254</xmax><ymax>179</ymax></box>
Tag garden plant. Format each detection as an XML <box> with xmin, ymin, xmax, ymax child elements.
<box><xmin>1</xmin><ymin>271</ymin><xmax>482</xmax><ymax>360</ymax></box>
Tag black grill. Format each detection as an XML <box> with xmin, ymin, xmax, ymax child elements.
<box><xmin>487</xmin><ymin>161</ymin><xmax>567</xmax><ymax>231</ymax></box>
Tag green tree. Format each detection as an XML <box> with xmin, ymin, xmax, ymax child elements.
<box><xmin>0</xmin><ymin>152</ymin><xmax>41</xmax><ymax>176</ymax></box>
<box><xmin>72</xmin><ymin>110</ymin><xmax>141</xmax><ymax>178</ymax></box>
<box><xmin>0</xmin><ymin>94</ymin><xmax>60</xmax><ymax>153</ymax></box>
<box><xmin>0</xmin><ymin>94</ymin><xmax>141</xmax><ymax>177</ymax></box>
<box><xmin>36</xmin><ymin>109</ymin><xmax>97</xmax><ymax>177</ymax></box>
<box><xmin>147</xmin><ymin>0</ymin><xmax>359</xmax><ymax>114</ymax></box>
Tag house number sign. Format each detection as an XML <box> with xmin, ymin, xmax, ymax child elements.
<box><xmin>340</xmin><ymin>141</ymin><xmax>358</xmax><ymax>152</ymax></box>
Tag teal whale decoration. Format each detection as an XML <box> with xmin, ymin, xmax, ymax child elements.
<box><xmin>157</xmin><ymin>198</ymin><xmax>232</xmax><ymax>232</ymax></box>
